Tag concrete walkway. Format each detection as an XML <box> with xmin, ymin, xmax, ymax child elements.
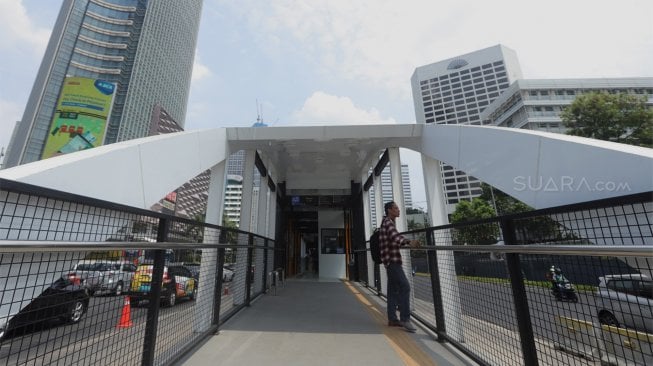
<box><xmin>177</xmin><ymin>278</ymin><xmax>475</xmax><ymax>366</ymax></box>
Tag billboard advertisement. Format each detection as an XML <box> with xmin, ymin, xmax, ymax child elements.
<box><xmin>41</xmin><ymin>77</ymin><xmax>116</xmax><ymax>159</ymax></box>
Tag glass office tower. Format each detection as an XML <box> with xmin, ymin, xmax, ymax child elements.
<box><xmin>4</xmin><ymin>0</ymin><xmax>203</xmax><ymax>168</ymax></box>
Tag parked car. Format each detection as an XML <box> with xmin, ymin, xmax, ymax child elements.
<box><xmin>184</xmin><ymin>263</ymin><xmax>234</xmax><ymax>282</ymax></box>
<box><xmin>184</xmin><ymin>263</ymin><xmax>201</xmax><ymax>281</ymax></box>
<box><xmin>0</xmin><ymin>276</ymin><xmax>90</xmax><ymax>342</ymax></box>
<box><xmin>68</xmin><ymin>260</ymin><xmax>137</xmax><ymax>296</ymax></box>
<box><xmin>129</xmin><ymin>265</ymin><xmax>197</xmax><ymax>307</ymax></box>
<box><xmin>222</xmin><ymin>267</ymin><xmax>234</xmax><ymax>282</ymax></box>
<box><xmin>596</xmin><ymin>274</ymin><xmax>653</xmax><ymax>332</ymax></box>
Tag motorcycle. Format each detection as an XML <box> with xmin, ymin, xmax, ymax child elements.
<box><xmin>551</xmin><ymin>280</ymin><xmax>578</xmax><ymax>302</ymax></box>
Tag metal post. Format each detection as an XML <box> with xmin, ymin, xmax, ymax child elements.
<box><xmin>246</xmin><ymin>233</ymin><xmax>253</xmax><ymax>306</ymax></box>
<box><xmin>374</xmin><ymin>263</ymin><xmax>382</xmax><ymax>296</ymax></box>
<box><xmin>501</xmin><ymin>217</ymin><xmax>539</xmax><ymax>366</ymax></box>
<box><xmin>426</xmin><ymin>228</ymin><xmax>447</xmax><ymax>342</ymax></box>
<box><xmin>141</xmin><ymin>218</ymin><xmax>169</xmax><ymax>366</ymax></box>
<box><xmin>212</xmin><ymin>247</ymin><xmax>225</xmax><ymax>332</ymax></box>
<box><xmin>263</xmin><ymin>238</ymin><xmax>268</xmax><ymax>292</ymax></box>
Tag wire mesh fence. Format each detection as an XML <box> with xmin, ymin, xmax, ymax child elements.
<box><xmin>360</xmin><ymin>192</ymin><xmax>652</xmax><ymax>366</ymax></box>
<box><xmin>2</xmin><ymin>176</ymin><xmax>651</xmax><ymax>366</ymax></box>
<box><xmin>0</xmin><ymin>180</ymin><xmax>280</xmax><ymax>366</ymax></box>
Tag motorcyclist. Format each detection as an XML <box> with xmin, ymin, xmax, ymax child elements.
<box><xmin>552</xmin><ymin>268</ymin><xmax>566</xmax><ymax>283</ymax></box>
<box><xmin>548</xmin><ymin>266</ymin><xmax>577</xmax><ymax>302</ymax></box>
<box><xmin>546</xmin><ymin>265</ymin><xmax>555</xmax><ymax>281</ymax></box>
<box><xmin>550</xmin><ymin>267</ymin><xmax>567</xmax><ymax>294</ymax></box>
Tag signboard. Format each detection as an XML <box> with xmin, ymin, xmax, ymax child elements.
<box><xmin>162</xmin><ymin>191</ymin><xmax>177</xmax><ymax>211</ymax></box>
<box><xmin>41</xmin><ymin>77</ymin><xmax>116</xmax><ymax>159</ymax></box>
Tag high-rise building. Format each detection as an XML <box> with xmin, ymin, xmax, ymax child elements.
<box><xmin>224</xmin><ymin>175</ymin><xmax>244</xmax><ymax>225</ymax></box>
<box><xmin>369</xmin><ymin>163</ymin><xmax>413</xmax><ymax>226</ymax></box>
<box><xmin>411</xmin><ymin>45</ymin><xmax>523</xmax><ymax>213</ymax></box>
<box><xmin>480</xmin><ymin>78</ymin><xmax>653</xmax><ymax>133</ymax></box>
<box><xmin>227</xmin><ymin>120</ymin><xmax>268</xmax><ymax>176</ymax></box>
<box><xmin>3</xmin><ymin>0</ymin><xmax>203</xmax><ymax>168</ymax></box>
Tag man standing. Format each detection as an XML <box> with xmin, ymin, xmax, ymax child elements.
<box><xmin>380</xmin><ymin>201</ymin><xmax>420</xmax><ymax>332</ymax></box>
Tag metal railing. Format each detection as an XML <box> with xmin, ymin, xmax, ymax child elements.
<box><xmin>0</xmin><ymin>178</ymin><xmax>283</xmax><ymax>366</ymax></box>
<box><xmin>355</xmin><ymin>192</ymin><xmax>653</xmax><ymax>366</ymax></box>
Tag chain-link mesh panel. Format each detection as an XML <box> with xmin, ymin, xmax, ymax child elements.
<box><xmin>511</xmin><ymin>201</ymin><xmax>653</xmax><ymax>366</ymax></box>
<box><xmin>230</xmin><ymin>232</ymin><xmax>251</xmax><ymax>308</ymax></box>
<box><xmin>252</xmin><ymin>237</ymin><xmax>266</xmax><ymax>296</ymax></box>
<box><xmin>1</xmin><ymin>191</ymin><xmax>152</xmax><ymax>243</ymax></box>
<box><xmin>359</xmin><ymin>193</ymin><xmax>652</xmax><ymax>366</ymax></box>
<box><xmin>1</xmin><ymin>250</ymin><xmax>146</xmax><ymax>365</ymax></box>
<box><xmin>1</xmin><ymin>182</ymin><xmax>279</xmax><ymax>366</ymax></box>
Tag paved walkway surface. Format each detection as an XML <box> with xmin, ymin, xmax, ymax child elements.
<box><xmin>176</xmin><ymin>278</ymin><xmax>476</xmax><ymax>366</ymax></box>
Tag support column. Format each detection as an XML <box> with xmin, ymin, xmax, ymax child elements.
<box><xmin>257</xmin><ymin>175</ymin><xmax>269</xmax><ymax>236</ymax></box>
<box><xmin>362</xmin><ymin>169</ymin><xmax>375</xmax><ymax>287</ymax></box>
<box><xmin>372</xmin><ymin>163</ymin><xmax>385</xmax><ymax>294</ymax></box>
<box><xmin>266</xmin><ymin>188</ymin><xmax>277</xmax><ymax>281</ymax></box>
<box><xmin>267</xmin><ymin>190</ymin><xmax>276</xmax><ymax>238</ymax></box>
<box><xmin>254</xmin><ymin>174</ymin><xmax>269</xmax><ymax>293</ymax></box>
<box><xmin>193</xmin><ymin>160</ymin><xmax>226</xmax><ymax>333</ymax></box>
<box><xmin>422</xmin><ymin>154</ymin><xmax>448</xmax><ymax>228</ymax></box>
<box><xmin>389</xmin><ymin>147</ymin><xmax>416</xmax><ymax>310</ymax></box>
<box><xmin>373</xmin><ymin>169</ymin><xmax>384</xmax><ymax>229</ymax></box>
<box><xmin>234</xmin><ymin>150</ymin><xmax>256</xmax><ymax>305</ymax></box>
<box><xmin>388</xmin><ymin>147</ymin><xmax>407</xmax><ymax>232</ymax></box>
<box><xmin>239</xmin><ymin>150</ymin><xmax>256</xmax><ymax>232</ymax></box>
<box><xmin>361</xmin><ymin>170</ymin><xmax>372</xmax><ymax>237</ymax></box>
<box><xmin>422</xmin><ymin>154</ymin><xmax>464</xmax><ymax>342</ymax></box>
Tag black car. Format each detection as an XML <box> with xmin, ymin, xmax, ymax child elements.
<box><xmin>0</xmin><ymin>277</ymin><xmax>90</xmax><ymax>341</ymax></box>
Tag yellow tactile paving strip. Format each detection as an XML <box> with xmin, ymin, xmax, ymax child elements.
<box><xmin>344</xmin><ymin>281</ymin><xmax>438</xmax><ymax>366</ymax></box>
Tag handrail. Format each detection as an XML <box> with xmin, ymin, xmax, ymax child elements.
<box><xmin>0</xmin><ymin>240</ymin><xmax>277</xmax><ymax>253</ymax></box>
<box><xmin>427</xmin><ymin>244</ymin><xmax>653</xmax><ymax>257</ymax></box>
<box><xmin>354</xmin><ymin>244</ymin><xmax>653</xmax><ymax>257</ymax></box>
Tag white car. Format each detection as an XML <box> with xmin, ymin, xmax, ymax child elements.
<box><xmin>222</xmin><ymin>267</ymin><xmax>234</xmax><ymax>282</ymax></box>
<box><xmin>68</xmin><ymin>260</ymin><xmax>137</xmax><ymax>296</ymax></box>
<box><xmin>596</xmin><ymin>274</ymin><xmax>653</xmax><ymax>333</ymax></box>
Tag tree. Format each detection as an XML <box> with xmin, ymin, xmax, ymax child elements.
<box><xmin>561</xmin><ymin>92</ymin><xmax>653</xmax><ymax>147</ymax></box>
<box><xmin>221</xmin><ymin>214</ymin><xmax>239</xmax><ymax>243</ymax></box>
<box><xmin>450</xmin><ymin>198</ymin><xmax>499</xmax><ymax>245</ymax></box>
<box><xmin>454</xmin><ymin>183</ymin><xmax>575</xmax><ymax>244</ymax></box>
<box><xmin>478</xmin><ymin>183</ymin><xmax>531</xmax><ymax>215</ymax></box>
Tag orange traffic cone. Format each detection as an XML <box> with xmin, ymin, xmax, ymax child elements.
<box><xmin>223</xmin><ymin>285</ymin><xmax>229</xmax><ymax>296</ymax></box>
<box><xmin>117</xmin><ymin>296</ymin><xmax>133</xmax><ymax>328</ymax></box>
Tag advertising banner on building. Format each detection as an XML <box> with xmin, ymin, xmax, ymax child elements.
<box><xmin>41</xmin><ymin>77</ymin><xmax>116</xmax><ymax>159</ymax></box>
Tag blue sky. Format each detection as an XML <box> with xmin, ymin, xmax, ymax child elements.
<box><xmin>1</xmin><ymin>0</ymin><xmax>652</xmax><ymax>209</ymax></box>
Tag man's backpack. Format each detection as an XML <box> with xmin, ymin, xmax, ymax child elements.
<box><xmin>369</xmin><ymin>228</ymin><xmax>382</xmax><ymax>264</ymax></box>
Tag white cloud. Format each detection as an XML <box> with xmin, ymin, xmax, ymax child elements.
<box><xmin>217</xmin><ymin>0</ymin><xmax>653</xmax><ymax>98</ymax></box>
<box><xmin>289</xmin><ymin>91</ymin><xmax>396</xmax><ymax>126</ymax></box>
<box><xmin>191</xmin><ymin>53</ymin><xmax>212</xmax><ymax>82</ymax></box>
<box><xmin>0</xmin><ymin>0</ymin><xmax>50</xmax><ymax>53</ymax></box>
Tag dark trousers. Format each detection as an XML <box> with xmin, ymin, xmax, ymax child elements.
<box><xmin>385</xmin><ymin>262</ymin><xmax>411</xmax><ymax>322</ymax></box>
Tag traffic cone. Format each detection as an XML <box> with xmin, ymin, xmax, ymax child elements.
<box><xmin>223</xmin><ymin>284</ymin><xmax>229</xmax><ymax>296</ymax></box>
<box><xmin>117</xmin><ymin>296</ymin><xmax>133</xmax><ymax>328</ymax></box>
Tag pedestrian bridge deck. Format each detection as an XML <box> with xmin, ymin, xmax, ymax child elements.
<box><xmin>178</xmin><ymin>278</ymin><xmax>473</xmax><ymax>366</ymax></box>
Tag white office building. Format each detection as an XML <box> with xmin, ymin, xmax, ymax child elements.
<box><xmin>411</xmin><ymin>45</ymin><xmax>523</xmax><ymax>214</ymax></box>
<box><xmin>480</xmin><ymin>78</ymin><xmax>653</xmax><ymax>133</ymax></box>
<box><xmin>224</xmin><ymin>175</ymin><xmax>244</xmax><ymax>225</ymax></box>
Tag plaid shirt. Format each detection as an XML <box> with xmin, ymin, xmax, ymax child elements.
<box><xmin>380</xmin><ymin>216</ymin><xmax>409</xmax><ymax>266</ymax></box>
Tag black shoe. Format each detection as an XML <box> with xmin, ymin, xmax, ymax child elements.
<box><xmin>388</xmin><ymin>320</ymin><xmax>402</xmax><ymax>327</ymax></box>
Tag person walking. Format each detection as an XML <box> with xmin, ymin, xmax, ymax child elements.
<box><xmin>380</xmin><ymin>201</ymin><xmax>420</xmax><ymax>333</ymax></box>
